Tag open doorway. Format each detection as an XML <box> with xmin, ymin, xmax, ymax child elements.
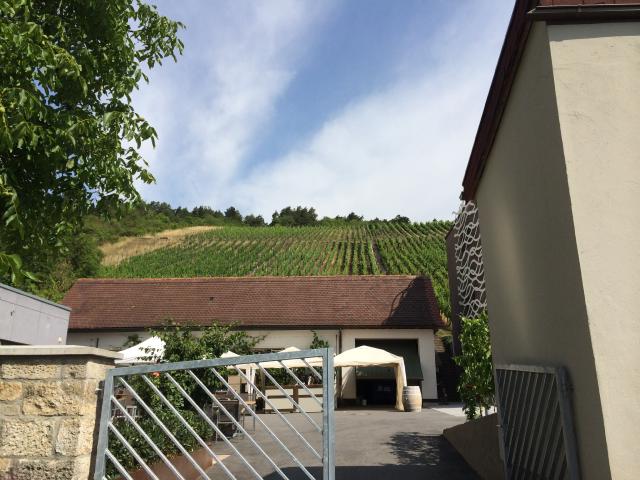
<box><xmin>354</xmin><ymin>339</ymin><xmax>423</xmax><ymax>406</ymax></box>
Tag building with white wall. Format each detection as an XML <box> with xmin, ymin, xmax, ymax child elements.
<box><xmin>63</xmin><ymin>275</ymin><xmax>444</xmax><ymax>402</ymax></box>
<box><xmin>0</xmin><ymin>283</ymin><xmax>69</xmax><ymax>345</ymax></box>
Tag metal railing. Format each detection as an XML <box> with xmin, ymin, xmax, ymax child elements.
<box><xmin>495</xmin><ymin>365</ymin><xmax>579</xmax><ymax>480</ymax></box>
<box><xmin>94</xmin><ymin>348</ymin><xmax>335</xmax><ymax>480</ymax></box>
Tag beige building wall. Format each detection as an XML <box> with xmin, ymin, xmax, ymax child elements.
<box><xmin>548</xmin><ymin>22</ymin><xmax>640</xmax><ymax>479</ymax></box>
<box><xmin>67</xmin><ymin>327</ymin><xmax>438</xmax><ymax>399</ymax></box>
<box><xmin>247</xmin><ymin>329</ymin><xmax>339</xmax><ymax>352</ymax></box>
<box><xmin>474</xmin><ymin>22</ymin><xmax>610</xmax><ymax>479</ymax></box>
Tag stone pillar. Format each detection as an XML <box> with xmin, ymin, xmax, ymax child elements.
<box><xmin>0</xmin><ymin>346</ymin><xmax>120</xmax><ymax>480</ymax></box>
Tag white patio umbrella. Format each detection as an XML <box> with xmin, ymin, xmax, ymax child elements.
<box><xmin>258</xmin><ymin>346</ymin><xmax>323</xmax><ymax>369</ymax></box>
<box><xmin>116</xmin><ymin>336</ymin><xmax>165</xmax><ymax>365</ymax></box>
<box><xmin>220</xmin><ymin>350</ymin><xmax>257</xmax><ymax>370</ymax></box>
<box><xmin>333</xmin><ymin>345</ymin><xmax>408</xmax><ymax>411</ymax></box>
<box><xmin>220</xmin><ymin>350</ymin><xmax>256</xmax><ymax>394</ymax></box>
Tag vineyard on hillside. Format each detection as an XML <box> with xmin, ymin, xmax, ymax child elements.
<box><xmin>99</xmin><ymin>221</ymin><xmax>453</xmax><ymax>317</ymax></box>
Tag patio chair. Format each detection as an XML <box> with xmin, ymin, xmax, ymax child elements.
<box><xmin>214</xmin><ymin>397</ymin><xmax>241</xmax><ymax>441</ymax></box>
<box><xmin>240</xmin><ymin>392</ymin><xmax>257</xmax><ymax>431</ymax></box>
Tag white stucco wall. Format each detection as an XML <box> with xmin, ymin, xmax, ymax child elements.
<box><xmin>548</xmin><ymin>22</ymin><xmax>640</xmax><ymax>480</ymax></box>
<box><xmin>66</xmin><ymin>329</ymin><xmax>341</xmax><ymax>352</ymax></box>
<box><xmin>67</xmin><ymin>331</ymin><xmax>136</xmax><ymax>350</ymax></box>
<box><xmin>67</xmin><ymin>328</ymin><xmax>438</xmax><ymax>400</ymax></box>
<box><xmin>246</xmin><ymin>329</ymin><xmax>339</xmax><ymax>352</ymax></box>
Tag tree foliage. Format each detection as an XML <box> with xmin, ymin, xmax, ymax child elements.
<box><xmin>151</xmin><ymin>321</ymin><xmax>259</xmax><ymax>364</ymax></box>
<box><xmin>346</xmin><ymin>212</ymin><xmax>364</xmax><ymax>222</ymax></box>
<box><xmin>224</xmin><ymin>206</ymin><xmax>242</xmax><ymax>223</ymax></box>
<box><xmin>243</xmin><ymin>214</ymin><xmax>265</xmax><ymax>227</ymax></box>
<box><xmin>271</xmin><ymin>206</ymin><xmax>318</xmax><ymax>226</ymax></box>
<box><xmin>310</xmin><ymin>330</ymin><xmax>330</xmax><ymax>350</ymax></box>
<box><xmin>455</xmin><ymin>312</ymin><xmax>495</xmax><ymax>420</ymax></box>
<box><xmin>0</xmin><ymin>0</ymin><xmax>184</xmax><ymax>282</ymax></box>
<box><xmin>391</xmin><ymin>215</ymin><xmax>411</xmax><ymax>224</ymax></box>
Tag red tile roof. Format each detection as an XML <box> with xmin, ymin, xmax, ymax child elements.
<box><xmin>461</xmin><ymin>0</ymin><xmax>640</xmax><ymax>200</ymax></box>
<box><xmin>63</xmin><ymin>276</ymin><xmax>443</xmax><ymax>331</ymax></box>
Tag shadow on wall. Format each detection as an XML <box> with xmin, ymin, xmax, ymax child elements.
<box><xmin>384</xmin><ymin>277</ymin><xmax>437</xmax><ymax>327</ymax></box>
<box><xmin>443</xmin><ymin>413</ymin><xmax>505</xmax><ymax>480</ymax></box>
<box><xmin>263</xmin><ymin>434</ymin><xmax>479</xmax><ymax>480</ymax></box>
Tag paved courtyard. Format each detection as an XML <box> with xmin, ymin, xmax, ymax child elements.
<box><xmin>206</xmin><ymin>406</ymin><xmax>478</xmax><ymax>479</ymax></box>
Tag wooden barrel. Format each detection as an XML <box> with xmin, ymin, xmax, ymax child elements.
<box><xmin>402</xmin><ymin>386</ymin><xmax>422</xmax><ymax>412</ymax></box>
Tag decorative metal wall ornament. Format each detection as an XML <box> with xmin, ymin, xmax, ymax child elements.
<box><xmin>453</xmin><ymin>201</ymin><xmax>487</xmax><ymax>319</ymax></box>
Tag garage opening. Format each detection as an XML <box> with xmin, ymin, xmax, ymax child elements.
<box><xmin>355</xmin><ymin>339</ymin><xmax>423</xmax><ymax>406</ymax></box>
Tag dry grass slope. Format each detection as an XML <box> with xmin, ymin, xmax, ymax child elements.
<box><xmin>100</xmin><ymin>226</ymin><xmax>219</xmax><ymax>266</ymax></box>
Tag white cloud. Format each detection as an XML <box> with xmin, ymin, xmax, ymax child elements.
<box><xmin>235</xmin><ymin>3</ymin><xmax>512</xmax><ymax>221</ymax></box>
<box><xmin>133</xmin><ymin>0</ymin><xmax>334</xmax><ymax>205</ymax></box>
<box><xmin>134</xmin><ymin>0</ymin><xmax>512</xmax><ymax>221</ymax></box>
<box><xmin>236</xmin><ymin>70</ymin><xmax>481</xmax><ymax>221</ymax></box>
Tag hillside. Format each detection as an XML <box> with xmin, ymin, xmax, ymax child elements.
<box><xmin>98</xmin><ymin>221</ymin><xmax>452</xmax><ymax>318</ymax></box>
<box><xmin>99</xmin><ymin>226</ymin><xmax>219</xmax><ymax>266</ymax></box>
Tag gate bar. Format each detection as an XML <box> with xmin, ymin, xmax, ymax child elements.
<box><xmin>94</xmin><ymin>348</ymin><xmax>334</xmax><ymax>480</ymax></box>
<box><xmin>322</xmin><ymin>349</ymin><xmax>335</xmax><ymax>480</ymax></box>
<box><xmin>258</xmin><ymin>365</ymin><xmax>322</xmax><ymax>432</ymax></box>
<box><xmin>105</xmin><ymin>449</ymin><xmax>134</xmax><ymax>480</ymax></box>
<box><xmin>209</xmin><ymin>367</ymin><xmax>317</xmax><ymax>480</ymax></box>
<box><xmin>118</xmin><ymin>377</ymin><xmax>212</xmax><ymax>480</ymax></box>
<box><xmin>139</xmin><ymin>374</ymin><xmax>237</xmax><ymax>480</ymax></box>
<box><xmin>110</xmin><ymin>396</ymin><xmax>185</xmax><ymax>480</ymax></box>
<box><xmin>184</xmin><ymin>370</ymin><xmax>290</xmax><ymax>480</ymax></box>
<box><xmin>232</xmin><ymin>365</ymin><xmax>322</xmax><ymax>460</ymax></box>
<box><xmin>163</xmin><ymin>372</ymin><xmax>263</xmax><ymax>480</ymax></box>
<box><xmin>107</xmin><ymin>422</ymin><xmax>160</xmax><ymax>480</ymax></box>
<box><xmin>278</xmin><ymin>360</ymin><xmax>323</xmax><ymax>408</ymax></box>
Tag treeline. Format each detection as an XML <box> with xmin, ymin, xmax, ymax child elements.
<box><xmin>86</xmin><ymin>201</ymin><xmax>418</xmax><ymax>242</ymax></box>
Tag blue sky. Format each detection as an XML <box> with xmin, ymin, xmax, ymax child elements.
<box><xmin>134</xmin><ymin>0</ymin><xmax>514</xmax><ymax>221</ymax></box>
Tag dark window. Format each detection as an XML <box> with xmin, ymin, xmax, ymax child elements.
<box><xmin>354</xmin><ymin>339</ymin><xmax>423</xmax><ymax>380</ymax></box>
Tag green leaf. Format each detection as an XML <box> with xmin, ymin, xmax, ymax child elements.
<box><xmin>0</xmin><ymin>0</ymin><xmax>183</xmax><ymax>289</ymax></box>
<box><xmin>7</xmin><ymin>253</ymin><xmax>22</xmax><ymax>270</ymax></box>
<box><xmin>23</xmin><ymin>270</ymin><xmax>40</xmax><ymax>282</ymax></box>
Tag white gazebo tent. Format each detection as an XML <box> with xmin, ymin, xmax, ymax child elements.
<box><xmin>116</xmin><ymin>336</ymin><xmax>165</xmax><ymax>365</ymax></box>
<box><xmin>333</xmin><ymin>345</ymin><xmax>408</xmax><ymax>411</ymax></box>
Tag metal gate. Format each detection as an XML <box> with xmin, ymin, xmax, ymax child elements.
<box><xmin>495</xmin><ymin>365</ymin><xmax>580</xmax><ymax>480</ymax></box>
<box><xmin>94</xmin><ymin>348</ymin><xmax>335</xmax><ymax>480</ymax></box>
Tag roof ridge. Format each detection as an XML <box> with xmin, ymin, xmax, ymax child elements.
<box><xmin>77</xmin><ymin>274</ymin><xmax>424</xmax><ymax>283</ymax></box>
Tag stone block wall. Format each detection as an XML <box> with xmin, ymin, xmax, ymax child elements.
<box><xmin>0</xmin><ymin>346</ymin><xmax>120</xmax><ymax>480</ymax></box>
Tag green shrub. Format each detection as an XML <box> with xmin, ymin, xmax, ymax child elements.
<box><xmin>455</xmin><ymin>312</ymin><xmax>495</xmax><ymax>420</ymax></box>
